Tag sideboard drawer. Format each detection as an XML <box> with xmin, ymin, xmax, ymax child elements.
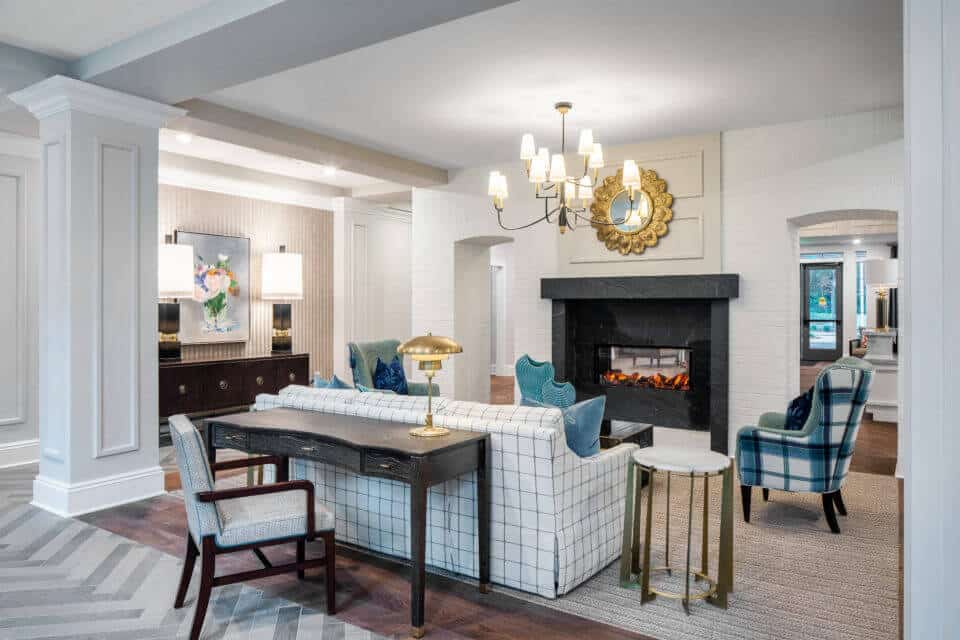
<box><xmin>363</xmin><ymin>450</ymin><xmax>413</xmax><ymax>480</ymax></box>
<box><xmin>213</xmin><ymin>426</ymin><xmax>248</xmax><ymax>451</ymax></box>
<box><xmin>159</xmin><ymin>365</ymin><xmax>202</xmax><ymax>418</ymax></box>
<box><xmin>275</xmin><ymin>359</ymin><xmax>308</xmax><ymax>388</ymax></box>
<box><xmin>206</xmin><ymin>365</ymin><xmax>244</xmax><ymax>410</ymax></box>
<box><xmin>243</xmin><ymin>361</ymin><xmax>277</xmax><ymax>403</ymax></box>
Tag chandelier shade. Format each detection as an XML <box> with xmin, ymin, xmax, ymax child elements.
<box><xmin>489</xmin><ymin>102</ymin><xmax>648</xmax><ymax>234</ymax></box>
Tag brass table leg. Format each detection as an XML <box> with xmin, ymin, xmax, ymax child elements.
<box><xmin>701</xmin><ymin>473</ymin><xmax>709</xmax><ymax>580</ymax></box>
<box><xmin>712</xmin><ymin>465</ymin><xmax>734</xmax><ymax>608</ymax></box>
<box><xmin>683</xmin><ymin>472</ymin><xmax>694</xmax><ymax>614</ymax></box>
<box><xmin>640</xmin><ymin>467</ymin><xmax>655</xmax><ymax>603</ymax></box>
<box><xmin>619</xmin><ymin>461</ymin><xmax>638</xmax><ymax>587</ymax></box>
<box><xmin>631</xmin><ymin>463</ymin><xmax>644</xmax><ymax>575</ymax></box>
<box><xmin>665</xmin><ymin>472</ymin><xmax>671</xmax><ymax>575</ymax></box>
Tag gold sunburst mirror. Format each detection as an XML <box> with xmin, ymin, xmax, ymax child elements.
<box><xmin>590</xmin><ymin>168</ymin><xmax>674</xmax><ymax>255</ymax></box>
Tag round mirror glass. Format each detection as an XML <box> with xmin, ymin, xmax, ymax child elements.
<box><xmin>611</xmin><ymin>189</ymin><xmax>653</xmax><ymax>233</ymax></box>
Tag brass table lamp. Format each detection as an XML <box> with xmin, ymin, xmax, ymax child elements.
<box><xmin>397</xmin><ymin>333</ymin><xmax>462</xmax><ymax>437</ymax></box>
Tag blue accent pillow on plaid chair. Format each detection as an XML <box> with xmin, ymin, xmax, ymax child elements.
<box><xmin>373</xmin><ymin>356</ymin><xmax>409</xmax><ymax>395</ymax></box>
<box><xmin>784</xmin><ymin>387</ymin><xmax>814</xmax><ymax>430</ymax></box>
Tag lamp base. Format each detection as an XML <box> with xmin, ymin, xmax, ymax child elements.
<box><xmin>271</xmin><ymin>333</ymin><xmax>292</xmax><ymax>354</ymax></box>
<box><xmin>409</xmin><ymin>425</ymin><xmax>450</xmax><ymax>438</ymax></box>
<box><xmin>159</xmin><ymin>338</ymin><xmax>182</xmax><ymax>362</ymax></box>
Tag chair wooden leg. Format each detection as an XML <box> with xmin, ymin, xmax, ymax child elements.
<box><xmin>297</xmin><ymin>539</ymin><xmax>305</xmax><ymax>580</ymax></box>
<box><xmin>740</xmin><ymin>485</ymin><xmax>752</xmax><ymax>523</ymax></box>
<box><xmin>190</xmin><ymin>538</ymin><xmax>216</xmax><ymax>640</ymax></box>
<box><xmin>762</xmin><ymin>488</ymin><xmax>770</xmax><ymax>502</ymax></box>
<box><xmin>822</xmin><ymin>493</ymin><xmax>841</xmax><ymax>534</ymax></box>
<box><xmin>324</xmin><ymin>531</ymin><xmax>336</xmax><ymax>614</ymax></box>
<box><xmin>833</xmin><ymin>490</ymin><xmax>848</xmax><ymax>516</ymax></box>
<box><xmin>174</xmin><ymin>535</ymin><xmax>198</xmax><ymax>609</ymax></box>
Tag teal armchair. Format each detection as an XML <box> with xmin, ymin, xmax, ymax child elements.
<box><xmin>348</xmin><ymin>339</ymin><xmax>438</xmax><ymax>396</ymax></box>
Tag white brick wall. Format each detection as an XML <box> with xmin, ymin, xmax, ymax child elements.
<box><xmin>412</xmin><ymin>109</ymin><xmax>904</xmax><ymax>452</ymax></box>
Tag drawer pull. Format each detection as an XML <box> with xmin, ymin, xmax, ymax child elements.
<box><xmin>219</xmin><ymin>380</ymin><xmax>229</xmax><ymax>391</ymax></box>
<box><xmin>256</xmin><ymin>375</ymin><xmax>265</xmax><ymax>386</ymax></box>
<box><xmin>225</xmin><ymin>434</ymin><xmax>243</xmax><ymax>442</ymax></box>
<box><xmin>288</xmin><ymin>372</ymin><xmax>297</xmax><ymax>382</ymax></box>
<box><xmin>301</xmin><ymin>446</ymin><xmax>316</xmax><ymax>453</ymax></box>
<box><xmin>178</xmin><ymin>384</ymin><xmax>187</xmax><ymax>395</ymax></box>
<box><xmin>379</xmin><ymin>463</ymin><xmax>392</xmax><ymax>469</ymax></box>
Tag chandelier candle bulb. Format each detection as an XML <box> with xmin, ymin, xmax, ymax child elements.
<box><xmin>577</xmin><ymin>129</ymin><xmax>594</xmax><ymax>155</ymax></box>
<box><xmin>520</xmin><ymin>133</ymin><xmax>536</xmax><ymax>160</ymax></box>
<box><xmin>549</xmin><ymin>154</ymin><xmax>567</xmax><ymax>183</ymax></box>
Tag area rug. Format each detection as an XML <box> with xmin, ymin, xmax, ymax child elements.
<box><xmin>499</xmin><ymin>470</ymin><xmax>899</xmax><ymax>640</ymax></box>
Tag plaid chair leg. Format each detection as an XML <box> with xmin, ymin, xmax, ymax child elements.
<box><xmin>740</xmin><ymin>485</ymin><xmax>752</xmax><ymax>523</ymax></box>
<box><xmin>822</xmin><ymin>493</ymin><xmax>841</xmax><ymax>534</ymax></box>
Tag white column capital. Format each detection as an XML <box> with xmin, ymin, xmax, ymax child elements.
<box><xmin>8</xmin><ymin>75</ymin><xmax>186</xmax><ymax>128</ymax></box>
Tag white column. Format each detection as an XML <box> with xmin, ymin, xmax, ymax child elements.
<box><xmin>9</xmin><ymin>76</ymin><xmax>185</xmax><ymax>516</ymax></box>
<box><xmin>903</xmin><ymin>1</ymin><xmax>960</xmax><ymax>638</ymax></box>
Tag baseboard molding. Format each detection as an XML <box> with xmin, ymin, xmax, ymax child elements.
<box><xmin>32</xmin><ymin>465</ymin><xmax>165</xmax><ymax>517</ymax></box>
<box><xmin>0</xmin><ymin>439</ymin><xmax>40</xmax><ymax>469</ymax></box>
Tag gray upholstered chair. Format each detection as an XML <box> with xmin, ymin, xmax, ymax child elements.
<box><xmin>348</xmin><ymin>339</ymin><xmax>438</xmax><ymax>395</ymax></box>
<box><xmin>168</xmin><ymin>415</ymin><xmax>336</xmax><ymax>640</ymax></box>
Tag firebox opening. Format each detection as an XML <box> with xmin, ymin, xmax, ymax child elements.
<box><xmin>597</xmin><ymin>345</ymin><xmax>692</xmax><ymax>390</ymax></box>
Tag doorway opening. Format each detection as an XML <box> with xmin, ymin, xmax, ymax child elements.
<box><xmin>801</xmin><ymin>261</ymin><xmax>843</xmax><ymax>363</ymax></box>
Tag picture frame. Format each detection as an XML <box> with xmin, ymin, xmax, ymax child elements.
<box><xmin>175</xmin><ymin>230</ymin><xmax>251</xmax><ymax>344</ymax></box>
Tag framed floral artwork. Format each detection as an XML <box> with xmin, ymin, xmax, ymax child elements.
<box><xmin>175</xmin><ymin>230</ymin><xmax>250</xmax><ymax>344</ymax></box>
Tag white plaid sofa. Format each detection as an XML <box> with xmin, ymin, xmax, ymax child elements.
<box><xmin>255</xmin><ymin>386</ymin><xmax>638</xmax><ymax>598</ymax></box>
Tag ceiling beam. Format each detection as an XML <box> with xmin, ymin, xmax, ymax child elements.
<box><xmin>173</xmin><ymin>99</ymin><xmax>446</xmax><ymax>187</ymax></box>
<box><xmin>71</xmin><ymin>0</ymin><xmax>515</xmax><ymax>104</ymax></box>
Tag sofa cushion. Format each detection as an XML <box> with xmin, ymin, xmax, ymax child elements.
<box><xmin>373</xmin><ymin>355</ymin><xmax>409</xmax><ymax>395</ymax></box>
<box><xmin>436</xmin><ymin>400</ymin><xmax>563</xmax><ymax>429</ymax></box>
<box><xmin>356</xmin><ymin>392</ymin><xmax>447</xmax><ymax>413</ymax></box>
<box><xmin>523</xmin><ymin>396</ymin><xmax>604</xmax><ymax>457</ymax></box>
<box><xmin>278</xmin><ymin>385</ymin><xmax>359</xmax><ymax>408</ymax></box>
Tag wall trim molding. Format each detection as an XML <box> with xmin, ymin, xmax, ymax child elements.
<box><xmin>31</xmin><ymin>465</ymin><xmax>164</xmax><ymax>517</ymax></box>
<box><xmin>93</xmin><ymin>139</ymin><xmax>141</xmax><ymax>458</ymax></box>
<box><xmin>0</xmin><ymin>131</ymin><xmax>42</xmax><ymax>159</ymax></box>
<box><xmin>0</xmin><ymin>167</ymin><xmax>27</xmax><ymax>428</ymax></box>
<box><xmin>0</xmin><ymin>439</ymin><xmax>39</xmax><ymax>469</ymax></box>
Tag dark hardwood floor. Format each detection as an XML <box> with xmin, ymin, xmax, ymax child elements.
<box><xmin>82</xmin><ymin>473</ymin><xmax>647</xmax><ymax>640</ymax></box>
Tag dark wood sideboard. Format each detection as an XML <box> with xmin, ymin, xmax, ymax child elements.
<box><xmin>159</xmin><ymin>353</ymin><xmax>309</xmax><ymax>442</ymax></box>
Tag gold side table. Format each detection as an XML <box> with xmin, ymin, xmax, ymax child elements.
<box><xmin>619</xmin><ymin>447</ymin><xmax>734</xmax><ymax>613</ymax></box>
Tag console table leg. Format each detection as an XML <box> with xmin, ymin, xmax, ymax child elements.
<box><xmin>477</xmin><ymin>438</ymin><xmax>491</xmax><ymax>593</ymax></box>
<box><xmin>410</xmin><ymin>472</ymin><xmax>428</xmax><ymax>637</ymax></box>
<box><xmin>276</xmin><ymin>456</ymin><xmax>289</xmax><ymax>482</ymax></box>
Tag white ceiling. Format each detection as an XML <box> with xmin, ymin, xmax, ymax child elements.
<box><xmin>208</xmin><ymin>0</ymin><xmax>903</xmax><ymax>169</ymax></box>
<box><xmin>158</xmin><ymin>129</ymin><xmax>386</xmax><ymax>189</ymax></box>
<box><xmin>0</xmin><ymin>0</ymin><xmax>215</xmax><ymax>60</ymax></box>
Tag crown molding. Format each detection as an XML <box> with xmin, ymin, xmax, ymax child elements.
<box><xmin>8</xmin><ymin>75</ymin><xmax>186</xmax><ymax>129</ymax></box>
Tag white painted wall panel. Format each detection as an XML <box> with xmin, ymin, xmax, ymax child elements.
<box><xmin>0</xmin><ymin>172</ymin><xmax>25</xmax><ymax>427</ymax></box>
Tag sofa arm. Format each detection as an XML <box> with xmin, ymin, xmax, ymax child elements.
<box><xmin>407</xmin><ymin>382</ymin><xmax>439</xmax><ymax>396</ymax></box>
<box><xmin>757</xmin><ymin>411</ymin><xmax>787</xmax><ymax>430</ymax></box>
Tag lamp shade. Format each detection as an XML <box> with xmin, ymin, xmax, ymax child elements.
<box><xmin>519</xmin><ymin>134</ymin><xmax>536</xmax><ymax>160</ymax></box>
<box><xmin>588</xmin><ymin>143</ymin><xmax>604</xmax><ymax>169</ymax></box>
<box><xmin>397</xmin><ymin>333</ymin><xmax>462</xmax><ymax>361</ymax></box>
<box><xmin>548</xmin><ymin>154</ymin><xmax>567</xmax><ymax>183</ymax></box>
<box><xmin>577</xmin><ymin>129</ymin><xmax>594</xmax><ymax>155</ymax></box>
<box><xmin>529</xmin><ymin>155</ymin><xmax>547</xmax><ymax>183</ymax></box>
<box><xmin>863</xmin><ymin>258</ymin><xmax>898</xmax><ymax>288</ymax></box>
<box><xmin>262</xmin><ymin>249</ymin><xmax>303</xmax><ymax>300</ymax></box>
<box><xmin>158</xmin><ymin>242</ymin><xmax>194</xmax><ymax>299</ymax></box>
<box><xmin>622</xmin><ymin>160</ymin><xmax>641</xmax><ymax>188</ymax></box>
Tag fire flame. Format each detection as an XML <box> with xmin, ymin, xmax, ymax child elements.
<box><xmin>601</xmin><ymin>370</ymin><xmax>690</xmax><ymax>390</ymax></box>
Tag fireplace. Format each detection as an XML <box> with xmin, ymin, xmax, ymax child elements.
<box><xmin>542</xmin><ymin>275</ymin><xmax>739</xmax><ymax>453</ymax></box>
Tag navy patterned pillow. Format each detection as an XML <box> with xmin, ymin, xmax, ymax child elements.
<box><xmin>784</xmin><ymin>386</ymin><xmax>814</xmax><ymax>430</ymax></box>
<box><xmin>373</xmin><ymin>356</ymin><xmax>409</xmax><ymax>395</ymax></box>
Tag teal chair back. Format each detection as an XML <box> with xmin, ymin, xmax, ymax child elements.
<box><xmin>515</xmin><ymin>354</ymin><xmax>576</xmax><ymax>408</ymax></box>
<box><xmin>348</xmin><ymin>340</ymin><xmax>401</xmax><ymax>389</ymax></box>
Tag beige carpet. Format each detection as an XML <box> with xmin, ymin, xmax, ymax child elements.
<box><xmin>501</xmin><ymin>471</ymin><xmax>899</xmax><ymax>640</ymax></box>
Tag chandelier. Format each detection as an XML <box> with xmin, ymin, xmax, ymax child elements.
<box><xmin>488</xmin><ymin>101</ymin><xmax>649</xmax><ymax>233</ymax></box>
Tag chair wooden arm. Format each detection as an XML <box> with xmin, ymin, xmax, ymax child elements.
<box><xmin>212</xmin><ymin>455</ymin><xmax>282</xmax><ymax>472</ymax></box>
<box><xmin>195</xmin><ymin>480</ymin><xmax>316</xmax><ymax>539</ymax></box>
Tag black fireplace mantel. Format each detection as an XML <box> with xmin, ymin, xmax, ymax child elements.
<box><xmin>541</xmin><ymin>274</ymin><xmax>739</xmax><ymax>301</ymax></box>
<box><xmin>543</xmin><ymin>274</ymin><xmax>739</xmax><ymax>454</ymax></box>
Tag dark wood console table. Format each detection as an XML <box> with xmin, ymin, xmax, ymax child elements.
<box><xmin>203</xmin><ymin>408</ymin><xmax>491</xmax><ymax>638</ymax></box>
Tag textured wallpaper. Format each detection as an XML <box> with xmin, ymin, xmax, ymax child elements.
<box><xmin>158</xmin><ymin>184</ymin><xmax>333</xmax><ymax>376</ymax></box>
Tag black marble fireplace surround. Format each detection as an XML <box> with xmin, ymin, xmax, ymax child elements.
<box><xmin>542</xmin><ymin>275</ymin><xmax>739</xmax><ymax>454</ymax></box>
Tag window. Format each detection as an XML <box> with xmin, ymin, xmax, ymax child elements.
<box><xmin>855</xmin><ymin>250</ymin><xmax>868</xmax><ymax>333</ymax></box>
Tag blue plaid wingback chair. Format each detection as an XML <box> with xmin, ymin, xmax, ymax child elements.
<box><xmin>736</xmin><ymin>357</ymin><xmax>873</xmax><ymax>534</ymax></box>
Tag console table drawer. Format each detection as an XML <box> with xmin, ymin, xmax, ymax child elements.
<box><xmin>251</xmin><ymin>432</ymin><xmax>361</xmax><ymax>470</ymax></box>
<box><xmin>213</xmin><ymin>427</ymin><xmax>248</xmax><ymax>450</ymax></box>
<box><xmin>364</xmin><ymin>450</ymin><xmax>413</xmax><ymax>480</ymax></box>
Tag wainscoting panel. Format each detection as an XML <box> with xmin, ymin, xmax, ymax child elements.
<box><xmin>159</xmin><ymin>185</ymin><xmax>334</xmax><ymax>376</ymax></box>
<box><xmin>0</xmin><ymin>170</ymin><xmax>26</xmax><ymax>428</ymax></box>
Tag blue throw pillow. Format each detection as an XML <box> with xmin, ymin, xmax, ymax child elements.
<box><xmin>784</xmin><ymin>386</ymin><xmax>814</xmax><ymax>430</ymax></box>
<box><xmin>373</xmin><ymin>356</ymin><xmax>408</xmax><ymax>395</ymax></box>
<box><xmin>523</xmin><ymin>396</ymin><xmax>605</xmax><ymax>458</ymax></box>
<box><xmin>314</xmin><ymin>374</ymin><xmax>352</xmax><ymax>389</ymax></box>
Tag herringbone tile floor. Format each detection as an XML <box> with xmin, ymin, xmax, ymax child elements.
<box><xmin>0</xmin><ymin>464</ymin><xmax>385</xmax><ymax>640</ymax></box>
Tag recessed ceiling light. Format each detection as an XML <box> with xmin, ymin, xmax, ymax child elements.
<box><xmin>175</xmin><ymin>132</ymin><xmax>193</xmax><ymax>144</ymax></box>
<box><xmin>853</xmin><ymin>238</ymin><xmax>862</xmax><ymax>245</ymax></box>
<box><xmin>322</xmin><ymin>165</ymin><xmax>337</xmax><ymax>177</ymax></box>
